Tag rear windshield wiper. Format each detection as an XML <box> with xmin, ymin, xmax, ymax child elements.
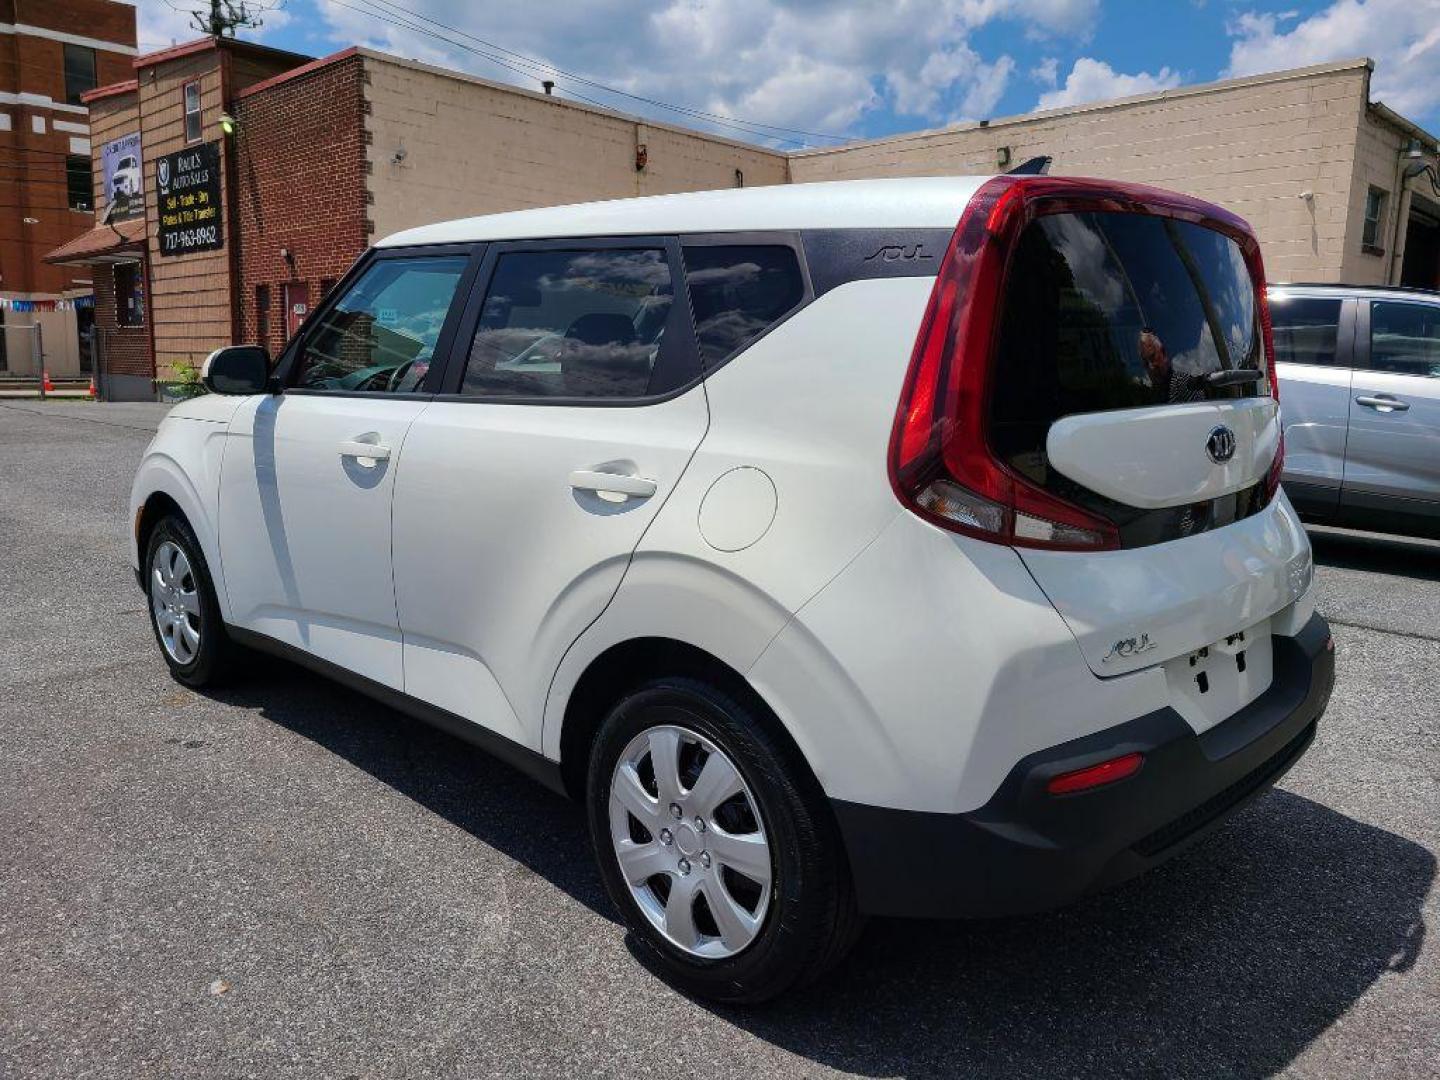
<box><xmin>1203</xmin><ymin>369</ymin><xmax>1265</xmax><ymax>389</ymax></box>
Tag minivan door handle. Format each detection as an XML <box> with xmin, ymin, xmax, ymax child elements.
<box><xmin>338</xmin><ymin>439</ymin><xmax>392</xmax><ymax>466</ymax></box>
<box><xmin>1355</xmin><ymin>394</ymin><xmax>1410</xmax><ymax>412</ymax></box>
<box><xmin>569</xmin><ymin>470</ymin><xmax>658</xmax><ymax>499</ymax></box>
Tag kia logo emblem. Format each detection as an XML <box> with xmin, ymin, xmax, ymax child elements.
<box><xmin>1206</xmin><ymin>425</ymin><xmax>1237</xmax><ymax>464</ymax></box>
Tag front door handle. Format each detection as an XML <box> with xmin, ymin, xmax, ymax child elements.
<box><xmin>339</xmin><ymin>439</ymin><xmax>392</xmax><ymax>466</ymax></box>
<box><xmin>569</xmin><ymin>469</ymin><xmax>658</xmax><ymax>499</ymax></box>
<box><xmin>1355</xmin><ymin>395</ymin><xmax>1410</xmax><ymax>412</ymax></box>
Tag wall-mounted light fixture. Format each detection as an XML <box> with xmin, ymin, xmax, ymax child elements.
<box><xmin>996</xmin><ymin>146</ymin><xmax>1012</xmax><ymax>168</ymax></box>
<box><xmin>635</xmin><ymin>143</ymin><xmax>648</xmax><ymax>172</ymax></box>
<box><xmin>219</xmin><ymin>112</ymin><xmax>237</xmax><ymax>135</ymax></box>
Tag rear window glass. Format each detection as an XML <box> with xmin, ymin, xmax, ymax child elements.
<box><xmin>1270</xmin><ymin>296</ymin><xmax>1343</xmax><ymax>366</ymax></box>
<box><xmin>991</xmin><ymin>211</ymin><xmax>1262</xmax><ymax>484</ymax></box>
<box><xmin>682</xmin><ymin>245</ymin><xmax>804</xmax><ymax>366</ymax></box>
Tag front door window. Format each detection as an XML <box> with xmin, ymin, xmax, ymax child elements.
<box><xmin>294</xmin><ymin>257</ymin><xmax>468</xmax><ymax>394</ymax></box>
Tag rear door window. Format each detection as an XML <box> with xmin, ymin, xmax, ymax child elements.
<box><xmin>682</xmin><ymin>245</ymin><xmax>805</xmax><ymax>366</ymax></box>
<box><xmin>991</xmin><ymin>211</ymin><xmax>1263</xmax><ymax>478</ymax></box>
<box><xmin>1367</xmin><ymin>301</ymin><xmax>1440</xmax><ymax>377</ymax></box>
<box><xmin>461</xmin><ymin>248</ymin><xmax>678</xmax><ymax>399</ymax></box>
<box><xmin>1269</xmin><ymin>296</ymin><xmax>1344</xmax><ymax>366</ymax></box>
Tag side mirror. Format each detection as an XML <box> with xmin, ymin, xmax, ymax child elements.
<box><xmin>201</xmin><ymin>345</ymin><xmax>273</xmax><ymax>395</ymax></box>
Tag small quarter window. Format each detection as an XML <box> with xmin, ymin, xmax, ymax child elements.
<box><xmin>295</xmin><ymin>256</ymin><xmax>467</xmax><ymax>393</ymax></box>
<box><xmin>462</xmin><ymin>248</ymin><xmax>674</xmax><ymax>399</ymax></box>
<box><xmin>682</xmin><ymin>245</ymin><xmax>804</xmax><ymax>366</ymax></box>
<box><xmin>1368</xmin><ymin>301</ymin><xmax>1440</xmax><ymax>377</ymax></box>
<box><xmin>1362</xmin><ymin>187</ymin><xmax>1387</xmax><ymax>251</ymax></box>
<box><xmin>1269</xmin><ymin>296</ymin><xmax>1343</xmax><ymax>366</ymax></box>
<box><xmin>183</xmin><ymin>82</ymin><xmax>203</xmax><ymax>143</ymax></box>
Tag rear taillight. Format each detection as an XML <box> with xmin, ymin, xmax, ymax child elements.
<box><xmin>1245</xmin><ymin>236</ymin><xmax>1285</xmax><ymax>500</ymax></box>
<box><xmin>890</xmin><ymin>175</ymin><xmax>1281</xmax><ymax>548</ymax></box>
<box><xmin>889</xmin><ymin>176</ymin><xmax>1120</xmax><ymax>551</ymax></box>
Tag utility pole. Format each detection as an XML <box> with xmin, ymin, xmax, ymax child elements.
<box><xmin>189</xmin><ymin>0</ymin><xmax>266</xmax><ymax>38</ymax></box>
<box><xmin>34</xmin><ymin>323</ymin><xmax>45</xmax><ymax>398</ymax></box>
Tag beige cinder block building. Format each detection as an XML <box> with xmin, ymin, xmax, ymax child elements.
<box><xmin>790</xmin><ymin>59</ymin><xmax>1440</xmax><ymax>289</ymax></box>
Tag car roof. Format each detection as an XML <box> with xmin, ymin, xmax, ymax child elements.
<box><xmin>1270</xmin><ymin>282</ymin><xmax>1440</xmax><ymax>301</ymax></box>
<box><xmin>375</xmin><ymin>176</ymin><xmax>991</xmax><ymax>247</ymax></box>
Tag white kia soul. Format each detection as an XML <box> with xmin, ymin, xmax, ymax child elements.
<box><xmin>131</xmin><ymin>176</ymin><xmax>1335</xmax><ymax>1003</ymax></box>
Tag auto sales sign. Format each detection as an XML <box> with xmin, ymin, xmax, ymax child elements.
<box><xmin>155</xmin><ymin>142</ymin><xmax>223</xmax><ymax>256</ymax></box>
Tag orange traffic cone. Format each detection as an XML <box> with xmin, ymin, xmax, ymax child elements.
<box><xmin>87</xmin><ymin>376</ymin><xmax>98</xmax><ymax>399</ymax></box>
<box><xmin>42</xmin><ymin>371</ymin><xmax>54</xmax><ymax>394</ymax></box>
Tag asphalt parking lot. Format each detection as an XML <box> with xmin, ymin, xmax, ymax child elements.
<box><xmin>1</xmin><ymin>399</ymin><xmax>1436</xmax><ymax>1079</ymax></box>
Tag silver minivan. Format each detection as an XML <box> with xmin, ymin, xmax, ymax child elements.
<box><xmin>1272</xmin><ymin>284</ymin><xmax>1440</xmax><ymax>537</ymax></box>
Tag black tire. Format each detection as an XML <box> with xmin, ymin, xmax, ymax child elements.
<box><xmin>143</xmin><ymin>514</ymin><xmax>236</xmax><ymax>688</ymax></box>
<box><xmin>586</xmin><ymin>677</ymin><xmax>863</xmax><ymax>1004</ymax></box>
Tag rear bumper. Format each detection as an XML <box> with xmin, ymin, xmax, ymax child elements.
<box><xmin>832</xmin><ymin>611</ymin><xmax>1335</xmax><ymax>919</ymax></box>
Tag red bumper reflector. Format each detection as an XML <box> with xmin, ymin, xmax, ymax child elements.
<box><xmin>1047</xmin><ymin>752</ymin><xmax>1144</xmax><ymax>795</ymax></box>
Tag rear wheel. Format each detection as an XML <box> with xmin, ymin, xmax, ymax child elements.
<box><xmin>144</xmin><ymin>515</ymin><xmax>235</xmax><ymax>687</ymax></box>
<box><xmin>587</xmin><ymin>677</ymin><xmax>862</xmax><ymax>1003</ymax></box>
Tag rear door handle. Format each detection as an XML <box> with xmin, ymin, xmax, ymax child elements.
<box><xmin>569</xmin><ymin>469</ymin><xmax>658</xmax><ymax>499</ymax></box>
<box><xmin>339</xmin><ymin>439</ymin><xmax>392</xmax><ymax>466</ymax></box>
<box><xmin>1355</xmin><ymin>395</ymin><xmax>1410</xmax><ymax>412</ymax></box>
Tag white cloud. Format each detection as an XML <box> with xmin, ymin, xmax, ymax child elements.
<box><xmin>1225</xmin><ymin>0</ymin><xmax>1440</xmax><ymax>121</ymax></box>
<box><xmin>958</xmin><ymin>55</ymin><xmax>1017</xmax><ymax>120</ymax></box>
<box><xmin>310</xmin><ymin>0</ymin><xmax>1099</xmax><ymax>144</ymax></box>
<box><xmin>1036</xmin><ymin>57</ymin><xmax>1182</xmax><ymax>110</ymax></box>
<box><xmin>1031</xmin><ymin>56</ymin><xmax>1059</xmax><ymax>88</ymax></box>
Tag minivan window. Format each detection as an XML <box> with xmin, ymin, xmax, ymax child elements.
<box><xmin>682</xmin><ymin>245</ymin><xmax>804</xmax><ymax>366</ymax></box>
<box><xmin>1368</xmin><ymin>301</ymin><xmax>1440</xmax><ymax>377</ymax></box>
<box><xmin>293</xmin><ymin>256</ymin><xmax>467</xmax><ymax>393</ymax></box>
<box><xmin>991</xmin><ymin>211</ymin><xmax>1262</xmax><ymax>487</ymax></box>
<box><xmin>462</xmin><ymin>248</ymin><xmax>673</xmax><ymax>399</ymax></box>
<box><xmin>1269</xmin><ymin>296</ymin><xmax>1344</xmax><ymax>366</ymax></box>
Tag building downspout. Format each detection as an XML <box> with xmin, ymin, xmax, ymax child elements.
<box><xmin>220</xmin><ymin>46</ymin><xmax>245</xmax><ymax>347</ymax></box>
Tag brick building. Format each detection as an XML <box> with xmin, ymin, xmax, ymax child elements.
<box><xmin>44</xmin><ymin>35</ymin><xmax>308</xmax><ymax>399</ymax></box>
<box><xmin>0</xmin><ymin>0</ymin><xmax>135</xmax><ymax>379</ymax></box>
<box><xmin>46</xmin><ymin>44</ymin><xmax>1439</xmax><ymax>400</ymax></box>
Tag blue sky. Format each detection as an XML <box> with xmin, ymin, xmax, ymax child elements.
<box><xmin>135</xmin><ymin>1</ymin><xmax>1440</xmax><ymax>149</ymax></box>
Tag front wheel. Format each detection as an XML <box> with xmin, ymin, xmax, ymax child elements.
<box><xmin>144</xmin><ymin>515</ymin><xmax>235</xmax><ymax>687</ymax></box>
<box><xmin>587</xmin><ymin>678</ymin><xmax>862</xmax><ymax>1003</ymax></box>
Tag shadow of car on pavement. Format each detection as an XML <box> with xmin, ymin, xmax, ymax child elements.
<box><xmin>207</xmin><ymin>658</ymin><xmax>1433</xmax><ymax>1080</ymax></box>
<box><xmin>1307</xmin><ymin>527</ymin><xmax>1440</xmax><ymax>583</ymax></box>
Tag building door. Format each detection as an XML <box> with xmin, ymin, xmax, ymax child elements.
<box><xmin>282</xmin><ymin>282</ymin><xmax>309</xmax><ymax>342</ymax></box>
<box><xmin>1400</xmin><ymin>209</ymin><xmax>1439</xmax><ymax>289</ymax></box>
<box><xmin>76</xmin><ymin>305</ymin><xmax>95</xmax><ymax>374</ymax></box>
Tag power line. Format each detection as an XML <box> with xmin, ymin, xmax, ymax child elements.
<box><xmin>332</xmin><ymin>0</ymin><xmax>851</xmax><ymax>147</ymax></box>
